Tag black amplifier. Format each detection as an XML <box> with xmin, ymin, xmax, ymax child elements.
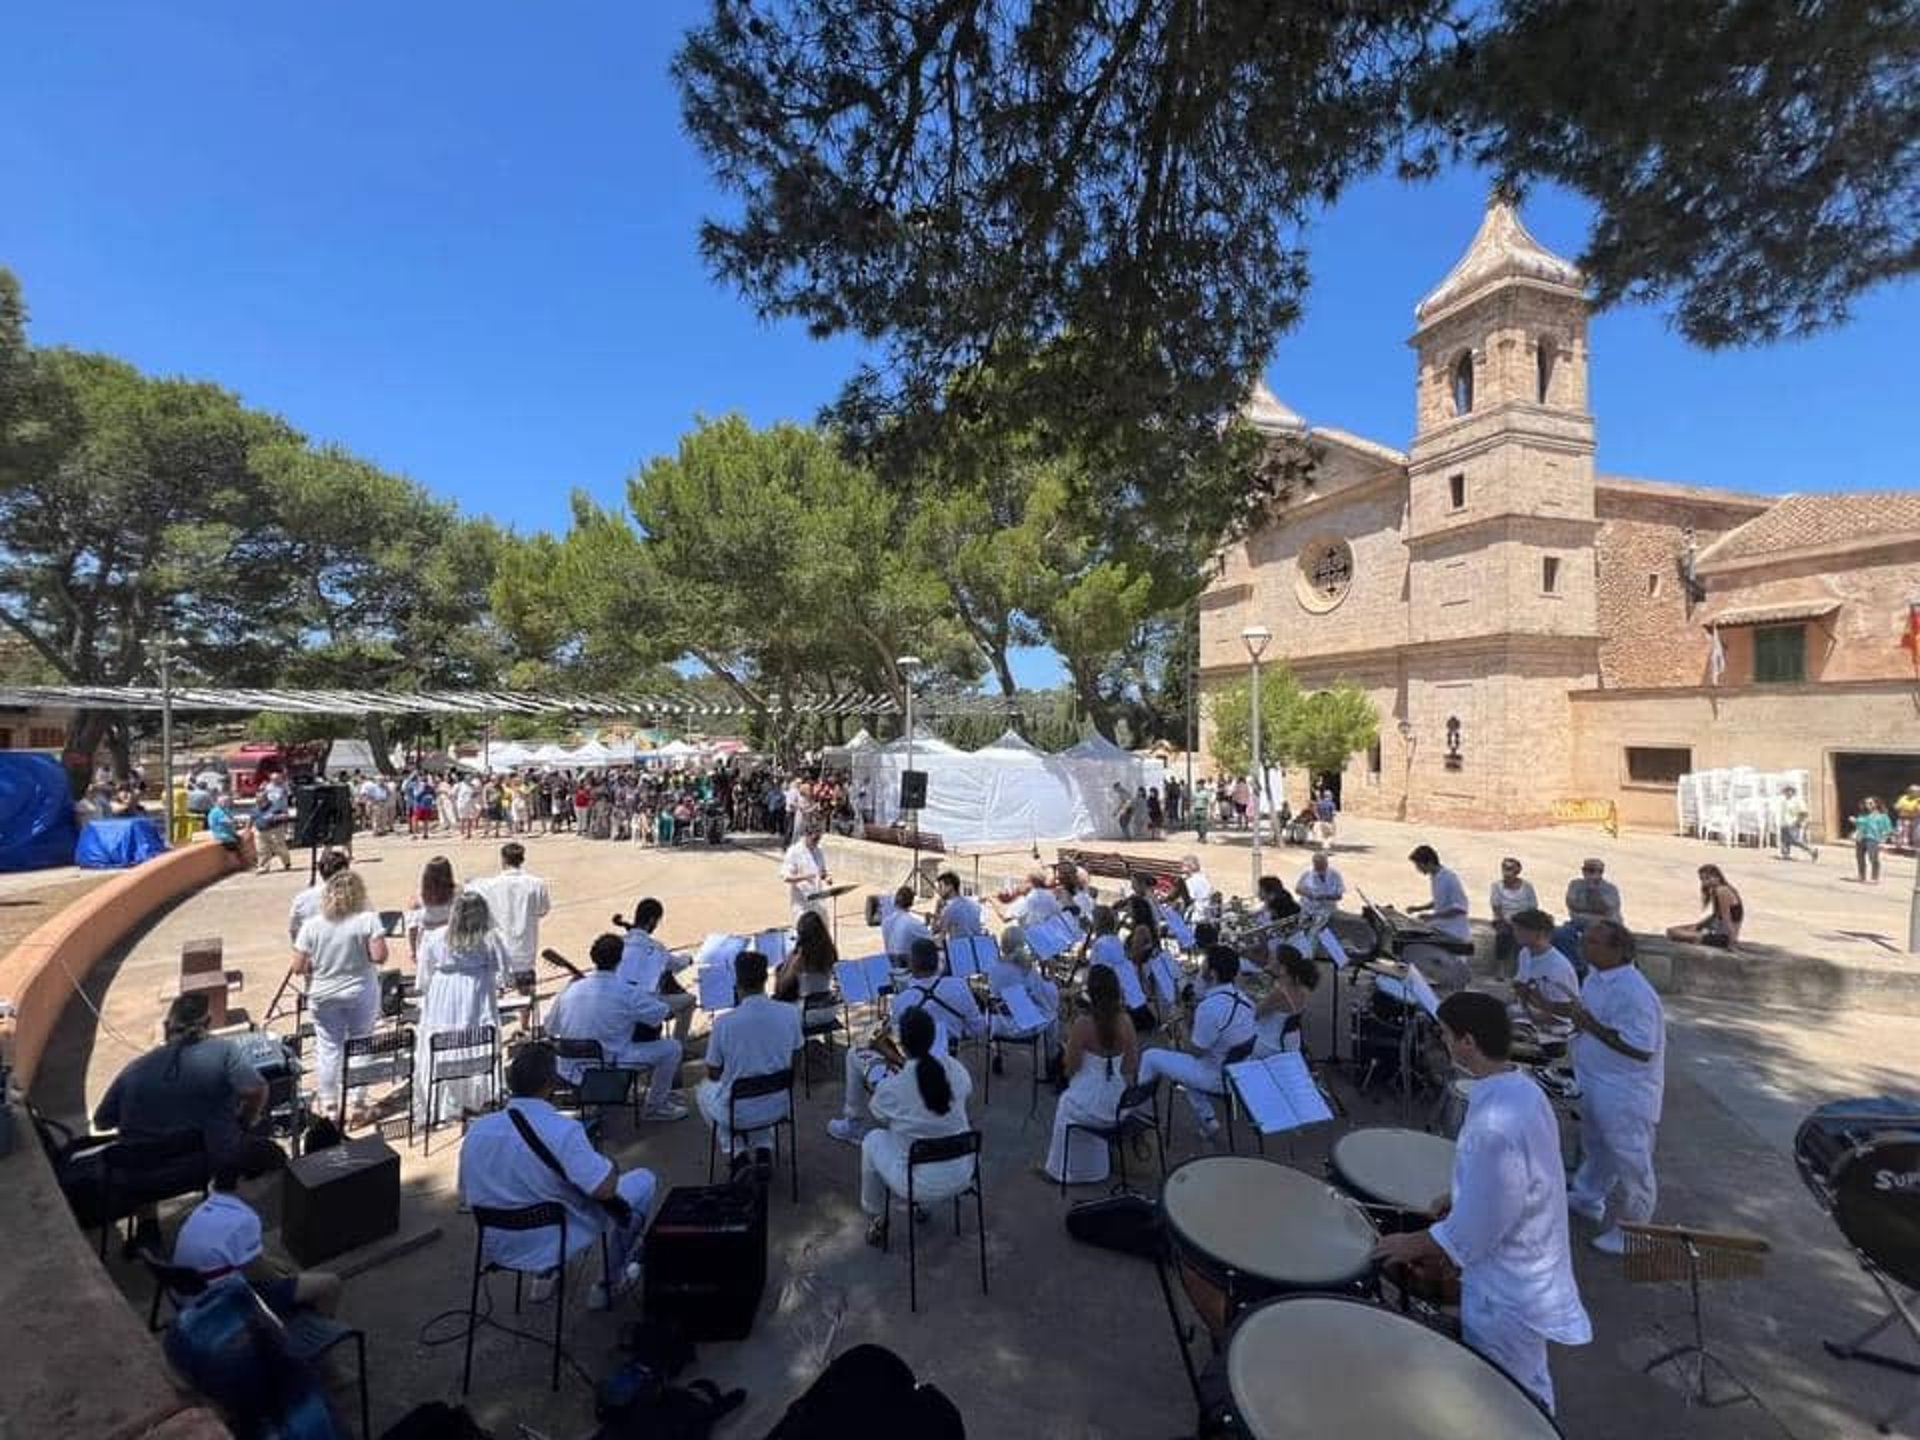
<box><xmin>644</xmin><ymin>1184</ymin><xmax>766</xmax><ymax>1341</ymax></box>
<box><xmin>281</xmin><ymin>1136</ymin><xmax>400</xmax><ymax>1265</ymax></box>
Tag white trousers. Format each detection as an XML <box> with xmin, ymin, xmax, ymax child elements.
<box><xmin>311</xmin><ymin>982</ymin><xmax>381</xmax><ymax>1112</ymax></box>
<box><xmin>1137</xmin><ymin>1049</ymin><xmax>1223</xmax><ymax>1128</ymax></box>
<box><xmin>860</xmin><ymin>1127</ymin><xmax>974</xmax><ymax>1217</ymax></box>
<box><xmin>697</xmin><ymin>1077</ymin><xmax>787</xmax><ymax>1153</ymax></box>
<box><xmin>612</xmin><ymin>1036</ymin><xmax>684</xmax><ymax>1110</ymax></box>
<box><xmin>1568</xmin><ymin>1095</ymin><xmax>1658</xmax><ymax>1225</ymax></box>
<box><xmin>662</xmin><ymin>989</ymin><xmax>697</xmax><ymax>1042</ymax></box>
<box><xmin>1462</xmin><ymin>1282</ymin><xmax>1555</xmax><ymax>1415</ymax></box>
<box><xmin>840</xmin><ymin>1047</ymin><xmax>889</xmax><ymax>1122</ymax></box>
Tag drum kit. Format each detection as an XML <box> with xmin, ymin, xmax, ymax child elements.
<box><xmin>1794</xmin><ymin>1097</ymin><xmax>1920</xmax><ymax>1435</ymax></box>
<box><xmin>1152</xmin><ymin>1134</ymin><xmax>1562</xmax><ymax>1437</ymax></box>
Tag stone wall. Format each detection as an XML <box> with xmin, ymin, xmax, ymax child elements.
<box><xmin>1700</xmin><ymin>549</ymin><xmax>1920</xmax><ymax>684</ymax></box>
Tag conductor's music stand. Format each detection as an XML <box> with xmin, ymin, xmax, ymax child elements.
<box><xmin>1623</xmin><ymin>1221</ymin><xmax>1769</xmax><ymax>1408</ymax></box>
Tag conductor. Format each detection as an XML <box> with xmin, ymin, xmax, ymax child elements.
<box><xmin>782</xmin><ymin>818</ymin><xmax>832</xmax><ymax>924</ymax></box>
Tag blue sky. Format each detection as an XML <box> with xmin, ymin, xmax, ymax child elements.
<box><xmin>4</xmin><ymin>4</ymin><xmax>1914</xmax><ymax>690</ymax></box>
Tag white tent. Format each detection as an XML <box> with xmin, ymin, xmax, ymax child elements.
<box><xmin>531</xmin><ymin>743</ymin><xmax>573</xmax><ymax>764</ymax></box>
<box><xmin>983</xmin><ymin>728</ymin><xmax>1043</xmax><ymax>755</ymax></box>
<box><xmin>479</xmin><ymin>740</ymin><xmax>530</xmax><ymax>770</ymax></box>
<box><xmin>321</xmin><ymin>739</ymin><xmax>380</xmax><ymax>776</ymax></box>
<box><xmin>847</xmin><ymin>734</ymin><xmax>1143</xmax><ymax>844</ymax></box>
<box><xmin>571</xmin><ymin>740</ymin><xmax>614</xmax><ymax>767</ymax></box>
<box><xmin>1063</xmin><ymin>733</ymin><xmax>1131</xmax><ymax>761</ymax></box>
<box><xmin>844</xmin><ymin>728</ymin><xmax>877</xmax><ymax>750</ymax></box>
<box><xmin>653</xmin><ymin>739</ymin><xmax>700</xmax><ymax>760</ymax></box>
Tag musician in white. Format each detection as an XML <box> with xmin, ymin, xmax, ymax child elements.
<box><xmin>881</xmin><ymin>884</ymin><xmax>933</xmax><ymax>961</ymax></box>
<box><xmin>470</xmin><ymin>841</ymin><xmax>552</xmax><ymax>985</ymax></box>
<box><xmin>1136</xmin><ymin>945</ymin><xmax>1256</xmax><ymax>1143</ymax></box>
<box><xmin>545</xmin><ymin>935</ymin><xmax>689</xmax><ymax>1121</ymax></box>
<box><xmin>615</xmin><ymin>897</ymin><xmax>695</xmax><ymax>1042</ymax></box>
<box><xmin>1179</xmin><ymin>856</ymin><xmax>1214</xmax><ymax>912</ymax></box>
<box><xmin>1088</xmin><ymin>905</ymin><xmax>1154</xmax><ymax>1031</ymax></box>
<box><xmin>987</xmin><ymin>924</ymin><xmax>1062</xmax><ymax>1059</ymax></box>
<box><xmin>854</xmin><ymin>1005</ymin><xmax>975</xmax><ymax>1249</ymax></box>
<box><xmin>1295</xmin><ymin>851</ymin><xmax>1345</xmax><ymax>921</ymax></box>
<box><xmin>997</xmin><ymin>868</ymin><xmax>1065</xmax><ymax>930</ymax></box>
<box><xmin>1406</xmin><ymin>844</ymin><xmax>1473</xmax><ymax>990</ymax></box>
<box><xmin>1373</xmin><ymin>991</ymin><xmax>1591</xmax><ymax>1415</ymax></box>
<box><xmin>830</xmin><ymin>938</ymin><xmax>984</xmax><ymax>1145</ymax></box>
<box><xmin>1549</xmin><ymin>919</ymin><xmax>1665</xmax><ymax>1256</ymax></box>
<box><xmin>932</xmin><ymin>870</ymin><xmax>985</xmax><ymax>937</ymax></box>
<box><xmin>697</xmin><ymin>950</ymin><xmax>804</xmax><ymax>1162</ymax></box>
<box><xmin>780</xmin><ymin>819</ymin><xmax>832</xmax><ymax>923</ymax></box>
<box><xmin>1509</xmin><ymin>908</ymin><xmax>1579</xmax><ymax>1049</ymax></box>
<box><xmin>1251</xmin><ymin>944</ymin><xmax>1319</xmax><ymax>1058</ymax></box>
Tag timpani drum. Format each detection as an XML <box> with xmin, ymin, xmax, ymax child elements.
<box><xmin>1328</xmin><ymin>1127</ymin><xmax>1456</xmax><ymax>1233</ymax></box>
<box><xmin>1161</xmin><ymin>1156</ymin><xmax>1377</xmax><ymax>1339</ymax></box>
<box><xmin>1225</xmin><ymin>1295</ymin><xmax>1563</xmax><ymax>1438</ymax></box>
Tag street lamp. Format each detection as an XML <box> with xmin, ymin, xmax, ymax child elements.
<box><xmin>1241</xmin><ymin>624</ymin><xmax>1273</xmax><ymax>897</ymax></box>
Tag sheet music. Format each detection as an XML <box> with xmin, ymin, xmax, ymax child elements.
<box><xmin>997</xmin><ymin>983</ymin><xmax>1047</xmax><ymax>1032</ymax></box>
<box><xmin>1148</xmin><ymin>950</ymin><xmax>1181</xmax><ymax>1004</ymax></box>
<box><xmin>1160</xmin><ymin>906</ymin><xmax>1195</xmax><ymax>950</ymax></box>
<box><xmin>1313</xmin><ymin>926</ymin><xmax>1351</xmax><ymax>968</ymax></box>
<box><xmin>1404</xmin><ymin>964</ymin><xmax>1442</xmax><ymax>1018</ymax></box>
<box><xmin>947</xmin><ymin>933</ymin><xmax>998</xmax><ymax>980</ymax></box>
<box><xmin>695</xmin><ymin>964</ymin><xmax>737</xmax><ymax>1012</ymax></box>
<box><xmin>1226</xmin><ymin>1052</ymin><xmax>1334</xmax><ymax>1135</ymax></box>
<box><xmin>755</xmin><ymin>929</ymin><xmax>789</xmax><ymax>968</ymax></box>
<box><xmin>835</xmin><ymin>954</ymin><xmax>892</xmax><ymax>1006</ymax></box>
<box><xmin>693</xmin><ymin>932</ymin><xmax>746</xmax><ymax>970</ymax></box>
<box><xmin>1026</xmin><ymin>914</ymin><xmax>1079</xmax><ymax>960</ymax></box>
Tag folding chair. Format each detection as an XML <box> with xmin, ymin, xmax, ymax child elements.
<box><xmin>422</xmin><ymin>1025</ymin><xmax>500</xmax><ymax>1155</ymax></box>
<box><xmin>1061</xmin><ymin>1077</ymin><xmax>1166</xmax><ymax>1198</ymax></box>
<box><xmin>339</xmin><ymin>1027</ymin><xmax>415</xmax><ymax>1141</ymax></box>
<box><xmin>1163</xmin><ymin>1037</ymin><xmax>1257</xmax><ymax>1155</ymax></box>
<box><xmin>549</xmin><ymin>1037</ymin><xmax>639</xmax><ymax>1135</ymax></box>
<box><xmin>798</xmin><ymin>989</ymin><xmax>846</xmax><ymax>1098</ymax></box>
<box><xmin>463</xmin><ymin>1202</ymin><xmax>608</xmax><ymax>1394</ymax></box>
<box><xmin>706</xmin><ymin>1065</ymin><xmax>799</xmax><ymax>1202</ymax></box>
<box><xmin>139</xmin><ymin>1250</ymin><xmax>371</xmax><ymax>1438</ymax></box>
<box><xmin>875</xmin><ymin>1131</ymin><xmax>987</xmax><ymax>1313</ymax></box>
<box><xmin>988</xmin><ymin>1019</ymin><xmax>1050</xmax><ymax>1116</ymax></box>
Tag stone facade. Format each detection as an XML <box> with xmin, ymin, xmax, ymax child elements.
<box><xmin>1199</xmin><ymin>199</ymin><xmax>1920</xmax><ymax>832</ymax></box>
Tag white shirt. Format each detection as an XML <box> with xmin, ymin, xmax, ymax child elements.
<box><xmin>935</xmin><ymin>894</ymin><xmax>985</xmax><ymax>937</ymax></box>
<box><xmin>882</xmin><ymin>906</ymin><xmax>933</xmax><ymax>960</ymax></box>
<box><xmin>1011</xmin><ymin>886</ymin><xmax>1065</xmax><ymax>930</ymax></box>
<box><xmin>1431</xmin><ymin>1070</ymin><xmax>1590</xmax><ymax>1346</ymax></box>
<box><xmin>172</xmin><ymin>1192</ymin><xmax>263</xmax><ymax>1279</ymax></box>
<box><xmin>287</xmin><ymin>882</ymin><xmax>326</xmax><ymax>945</ymax></box>
<box><xmin>1184</xmin><ymin>872</ymin><xmax>1215</xmax><ymax>906</ymax></box>
<box><xmin>1489</xmin><ymin>879</ymin><xmax>1539</xmax><ymax>923</ymax></box>
<box><xmin>454</xmin><ymin>780</ymin><xmax>478</xmax><ymax>815</ymax></box>
<box><xmin>1089</xmin><ymin>933</ymin><xmax>1146</xmax><ymax>1010</ymax></box>
<box><xmin>706</xmin><ymin>994</ymin><xmax>803</xmax><ymax>1128</ymax></box>
<box><xmin>1514</xmin><ymin>944</ymin><xmax>1580</xmax><ymax>1043</ymax></box>
<box><xmin>1572</xmin><ymin>964</ymin><xmax>1666</xmax><ymax>1122</ymax></box>
<box><xmin>294</xmin><ymin>911</ymin><xmax>384</xmax><ymax>1003</ymax></box>
<box><xmin>1189</xmin><ymin>984</ymin><xmax>1257</xmax><ymax>1068</ymax></box>
<box><xmin>615</xmin><ymin>929</ymin><xmax>676</xmax><ymax>992</ymax></box>
<box><xmin>546</xmin><ymin>971</ymin><xmax>669</xmax><ymax>1074</ymax></box>
<box><xmin>893</xmin><ymin>974</ymin><xmax>987</xmax><ymax>1052</ymax></box>
<box><xmin>472</xmin><ymin>868</ymin><xmax>551</xmax><ymax>975</ymax></box>
<box><xmin>781</xmin><ymin>839</ymin><xmax>829</xmax><ymax>912</ymax></box>
<box><xmin>1427</xmin><ymin>867</ymin><xmax>1472</xmax><ymax>942</ymax></box>
<box><xmin>869</xmin><ymin>1053</ymin><xmax>974</xmax><ymax>1189</ymax></box>
<box><xmin>1296</xmin><ymin>865</ymin><xmax>1345</xmax><ymax>910</ymax></box>
<box><xmin>459</xmin><ymin>1098</ymin><xmax>616</xmax><ymax>1270</ymax></box>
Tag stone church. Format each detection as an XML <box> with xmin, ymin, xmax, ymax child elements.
<box><xmin>1198</xmin><ymin>199</ymin><xmax>1920</xmax><ymax>835</ymax></box>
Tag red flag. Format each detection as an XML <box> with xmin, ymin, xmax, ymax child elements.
<box><xmin>1902</xmin><ymin>602</ymin><xmax>1920</xmax><ymax>659</ymax></box>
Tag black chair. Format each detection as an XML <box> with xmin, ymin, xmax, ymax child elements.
<box><xmin>706</xmin><ymin>1064</ymin><xmax>799</xmax><ymax>1202</ymax></box>
<box><xmin>875</xmin><ymin>1131</ymin><xmax>987</xmax><ymax>1313</ymax></box>
<box><xmin>797</xmin><ymin>990</ymin><xmax>846</xmax><ymax>1098</ymax></box>
<box><xmin>138</xmin><ymin>1249</ymin><xmax>370</xmax><ymax>1438</ymax></box>
<box><xmin>1163</xmin><ymin>1036</ymin><xmax>1258</xmax><ymax>1155</ymax></box>
<box><xmin>422</xmin><ymin>1025</ymin><xmax>500</xmax><ymax>1155</ymax></box>
<box><xmin>95</xmin><ymin>1130</ymin><xmax>211</xmax><ymax>1258</ymax></box>
<box><xmin>464</xmin><ymin>1202</ymin><xmax>609</xmax><ymax>1394</ymax></box>
<box><xmin>1060</xmin><ymin>1077</ymin><xmax>1166</xmax><ymax>1199</ymax></box>
<box><xmin>550</xmin><ymin>1037</ymin><xmax>641</xmax><ymax>1131</ymax></box>
<box><xmin>988</xmin><ymin>1014</ymin><xmax>1051</xmax><ymax>1117</ymax></box>
<box><xmin>338</xmin><ymin>1026</ymin><xmax>415</xmax><ymax>1139</ymax></box>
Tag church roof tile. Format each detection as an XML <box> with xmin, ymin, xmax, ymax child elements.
<box><xmin>1697</xmin><ymin>493</ymin><xmax>1920</xmax><ymax>566</ymax></box>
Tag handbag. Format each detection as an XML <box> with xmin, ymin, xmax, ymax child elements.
<box><xmin>508</xmin><ymin>1107</ymin><xmax>634</xmax><ymax>1227</ymax></box>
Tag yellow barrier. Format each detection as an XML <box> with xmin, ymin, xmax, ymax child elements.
<box><xmin>1550</xmin><ymin>798</ymin><xmax>1619</xmax><ymax>838</ymax></box>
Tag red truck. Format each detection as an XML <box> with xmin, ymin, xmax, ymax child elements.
<box><xmin>222</xmin><ymin>742</ymin><xmax>325</xmax><ymax>799</ymax></box>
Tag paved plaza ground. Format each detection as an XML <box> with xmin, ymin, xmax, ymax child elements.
<box><xmin>26</xmin><ymin>813</ymin><xmax>1920</xmax><ymax>1439</ymax></box>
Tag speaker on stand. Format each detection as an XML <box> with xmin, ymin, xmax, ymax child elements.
<box><xmin>294</xmin><ymin>783</ymin><xmax>355</xmax><ymax>881</ymax></box>
<box><xmin>898</xmin><ymin>769</ymin><xmax>930</xmax><ymax>897</ymax></box>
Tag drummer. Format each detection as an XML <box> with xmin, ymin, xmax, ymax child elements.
<box><xmin>1508</xmin><ymin>908</ymin><xmax>1578</xmax><ymax>1052</ymax></box>
<box><xmin>1372</xmin><ymin>992</ymin><xmax>1590</xmax><ymax>1416</ymax></box>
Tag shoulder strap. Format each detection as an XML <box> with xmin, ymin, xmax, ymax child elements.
<box><xmin>507</xmin><ymin>1106</ymin><xmax>587</xmax><ymax>1197</ymax></box>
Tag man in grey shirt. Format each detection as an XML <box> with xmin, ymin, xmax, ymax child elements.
<box><xmin>1554</xmin><ymin>859</ymin><xmax>1624</xmax><ymax>969</ymax></box>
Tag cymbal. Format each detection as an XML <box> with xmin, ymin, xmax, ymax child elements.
<box><xmin>805</xmin><ymin>883</ymin><xmax>860</xmax><ymax>900</ymax></box>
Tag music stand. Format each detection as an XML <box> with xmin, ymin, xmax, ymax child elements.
<box><xmin>1623</xmin><ymin>1222</ymin><xmax>1768</xmax><ymax>1409</ymax></box>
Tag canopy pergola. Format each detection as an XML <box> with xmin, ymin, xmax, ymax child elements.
<box><xmin>0</xmin><ymin>684</ymin><xmax>898</xmax><ymax>718</ymax></box>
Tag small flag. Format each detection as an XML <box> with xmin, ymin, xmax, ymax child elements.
<box><xmin>1707</xmin><ymin>625</ymin><xmax>1727</xmax><ymax>687</ymax></box>
<box><xmin>1901</xmin><ymin>602</ymin><xmax>1920</xmax><ymax>660</ymax></box>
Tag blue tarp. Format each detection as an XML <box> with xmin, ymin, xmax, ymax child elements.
<box><xmin>75</xmin><ymin>815</ymin><xmax>168</xmax><ymax>869</ymax></box>
<box><xmin>0</xmin><ymin>753</ymin><xmax>81</xmax><ymax>872</ymax></box>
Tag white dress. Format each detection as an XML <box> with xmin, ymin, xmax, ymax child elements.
<box><xmin>1045</xmin><ymin>1045</ymin><xmax>1132</xmax><ymax>1184</ymax></box>
<box><xmin>411</xmin><ymin>929</ymin><xmax>504</xmax><ymax>1126</ymax></box>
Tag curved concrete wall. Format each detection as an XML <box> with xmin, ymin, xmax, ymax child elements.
<box><xmin>0</xmin><ymin>835</ymin><xmax>247</xmax><ymax>1440</ymax></box>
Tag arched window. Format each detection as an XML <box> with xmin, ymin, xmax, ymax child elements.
<box><xmin>1536</xmin><ymin>339</ymin><xmax>1556</xmax><ymax>403</ymax></box>
<box><xmin>1451</xmin><ymin>353</ymin><xmax>1474</xmax><ymax>416</ymax></box>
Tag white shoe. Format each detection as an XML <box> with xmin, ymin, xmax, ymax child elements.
<box><xmin>826</xmin><ymin>1117</ymin><xmax>865</xmax><ymax>1146</ymax></box>
<box><xmin>589</xmin><ymin>1260</ymin><xmax>642</xmax><ymax>1311</ymax></box>
<box><xmin>1589</xmin><ymin>1227</ymin><xmax>1628</xmax><ymax>1255</ymax></box>
<box><xmin>644</xmin><ymin>1097</ymin><xmax>691</xmax><ymax>1122</ymax></box>
<box><xmin>528</xmin><ymin>1270</ymin><xmax>558</xmax><ymax>1304</ymax></box>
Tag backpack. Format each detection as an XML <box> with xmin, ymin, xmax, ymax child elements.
<box><xmin>761</xmin><ymin>1344</ymin><xmax>964</xmax><ymax>1439</ymax></box>
<box><xmin>593</xmin><ymin>1377</ymin><xmax>746</xmax><ymax>1440</ymax></box>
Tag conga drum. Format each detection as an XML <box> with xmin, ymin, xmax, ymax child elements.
<box><xmin>1160</xmin><ymin>1156</ymin><xmax>1377</xmax><ymax>1341</ymax></box>
<box><xmin>1328</xmin><ymin>1127</ymin><xmax>1456</xmax><ymax>1233</ymax></box>
<box><xmin>1224</xmin><ymin>1295</ymin><xmax>1563</xmax><ymax>1437</ymax></box>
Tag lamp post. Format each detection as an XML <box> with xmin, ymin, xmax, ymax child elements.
<box><xmin>1241</xmin><ymin>624</ymin><xmax>1272</xmax><ymax>897</ymax></box>
<box><xmin>158</xmin><ymin>633</ymin><xmax>177</xmax><ymax>843</ymax></box>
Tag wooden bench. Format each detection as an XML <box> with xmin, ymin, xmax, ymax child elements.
<box><xmin>1056</xmin><ymin>848</ymin><xmax>1186</xmax><ymax>891</ymax></box>
<box><xmin>863</xmin><ymin>823</ymin><xmax>947</xmax><ymax>854</ymax></box>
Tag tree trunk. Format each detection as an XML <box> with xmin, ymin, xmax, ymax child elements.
<box><xmin>62</xmin><ymin>708</ymin><xmax>114</xmax><ymax>798</ymax></box>
<box><xmin>989</xmin><ymin>647</ymin><xmax>1018</xmax><ymax>698</ymax></box>
<box><xmin>1066</xmin><ymin>659</ymin><xmax>1120</xmax><ymax>741</ymax></box>
<box><xmin>103</xmin><ymin>717</ymin><xmax>132</xmax><ymax>782</ymax></box>
<box><xmin>361</xmin><ymin>713</ymin><xmax>396</xmax><ymax>775</ymax></box>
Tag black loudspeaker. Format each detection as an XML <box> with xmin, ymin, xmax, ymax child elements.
<box><xmin>293</xmin><ymin>782</ymin><xmax>354</xmax><ymax>848</ymax></box>
<box><xmin>644</xmin><ymin>1184</ymin><xmax>767</xmax><ymax>1340</ymax></box>
<box><xmin>281</xmin><ymin>1136</ymin><xmax>400</xmax><ymax>1265</ymax></box>
<box><xmin>899</xmin><ymin>769</ymin><xmax>928</xmax><ymax>811</ymax></box>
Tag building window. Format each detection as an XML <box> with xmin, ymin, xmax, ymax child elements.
<box><xmin>1646</xmin><ymin>572</ymin><xmax>1661</xmax><ymax>597</ymax></box>
<box><xmin>1367</xmin><ymin>738</ymin><xmax>1382</xmax><ymax>777</ymax></box>
<box><xmin>1753</xmin><ymin>624</ymin><xmax>1807</xmax><ymax>683</ymax></box>
<box><xmin>1541</xmin><ymin>556</ymin><xmax>1561</xmax><ymax>594</ymax></box>
<box><xmin>27</xmin><ymin>725</ymin><xmax>65</xmax><ymax>748</ymax></box>
<box><xmin>1536</xmin><ymin>340</ymin><xmax>1556</xmax><ymax>403</ymax></box>
<box><xmin>1295</xmin><ymin>536</ymin><xmax>1355</xmax><ymax>613</ymax></box>
<box><xmin>1448</xmin><ymin>473</ymin><xmax>1467</xmax><ymax>511</ymax></box>
<box><xmin>1451</xmin><ymin>353</ymin><xmax>1474</xmax><ymax>416</ymax></box>
<box><xmin>1625</xmin><ymin>745</ymin><xmax>1692</xmax><ymax>786</ymax></box>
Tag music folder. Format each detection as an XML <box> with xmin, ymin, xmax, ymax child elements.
<box><xmin>835</xmin><ymin>954</ymin><xmax>893</xmax><ymax>1006</ymax></box>
<box><xmin>996</xmin><ymin>982</ymin><xmax>1048</xmax><ymax>1033</ymax></box>
<box><xmin>946</xmin><ymin>933</ymin><xmax>998</xmax><ymax>980</ymax></box>
<box><xmin>1226</xmin><ymin>1052</ymin><xmax>1335</xmax><ymax>1135</ymax></box>
<box><xmin>1025</xmin><ymin>914</ymin><xmax>1080</xmax><ymax>960</ymax></box>
<box><xmin>695</xmin><ymin>965</ymin><xmax>737</xmax><ymax>1013</ymax></box>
